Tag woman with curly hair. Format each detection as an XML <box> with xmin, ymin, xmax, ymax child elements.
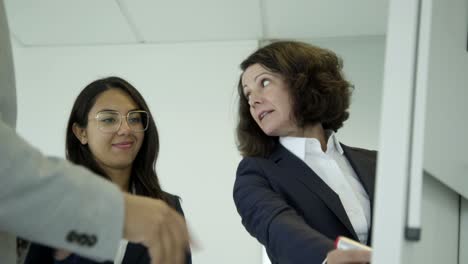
<box><xmin>233</xmin><ymin>41</ymin><xmax>374</xmax><ymax>264</ymax></box>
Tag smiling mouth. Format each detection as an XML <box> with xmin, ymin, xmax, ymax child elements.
<box><xmin>112</xmin><ymin>142</ymin><xmax>133</xmax><ymax>149</ymax></box>
<box><xmin>259</xmin><ymin>111</ymin><xmax>273</xmax><ymax>121</ymax></box>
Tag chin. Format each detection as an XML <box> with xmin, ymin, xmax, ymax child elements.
<box><xmin>261</xmin><ymin>127</ymin><xmax>279</xmax><ymax>137</ymax></box>
<box><xmin>110</xmin><ymin>159</ymin><xmax>134</xmax><ymax>168</ymax></box>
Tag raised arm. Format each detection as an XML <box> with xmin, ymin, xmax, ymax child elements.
<box><xmin>233</xmin><ymin>157</ymin><xmax>334</xmax><ymax>264</ymax></box>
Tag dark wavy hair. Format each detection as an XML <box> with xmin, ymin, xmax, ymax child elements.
<box><xmin>236</xmin><ymin>41</ymin><xmax>352</xmax><ymax>157</ymax></box>
<box><xmin>65</xmin><ymin>76</ymin><xmax>169</xmax><ymax>203</ymax></box>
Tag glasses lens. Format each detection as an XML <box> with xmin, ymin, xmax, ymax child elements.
<box><xmin>127</xmin><ymin>111</ymin><xmax>149</xmax><ymax>132</ymax></box>
<box><xmin>96</xmin><ymin>111</ymin><xmax>121</xmax><ymax>132</ymax></box>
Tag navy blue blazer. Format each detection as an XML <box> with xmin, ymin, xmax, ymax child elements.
<box><xmin>24</xmin><ymin>191</ymin><xmax>192</xmax><ymax>264</ymax></box>
<box><xmin>233</xmin><ymin>143</ymin><xmax>376</xmax><ymax>264</ymax></box>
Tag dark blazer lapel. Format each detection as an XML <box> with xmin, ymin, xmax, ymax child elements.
<box><xmin>341</xmin><ymin>144</ymin><xmax>377</xmax><ymax>245</ymax></box>
<box><xmin>269</xmin><ymin>144</ymin><xmax>359</xmax><ymax>240</ymax></box>
<box><xmin>341</xmin><ymin>144</ymin><xmax>376</xmax><ymax>205</ymax></box>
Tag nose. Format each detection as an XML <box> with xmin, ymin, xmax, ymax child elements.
<box><xmin>117</xmin><ymin>118</ymin><xmax>132</xmax><ymax>135</ymax></box>
<box><xmin>248</xmin><ymin>92</ymin><xmax>262</xmax><ymax>108</ymax></box>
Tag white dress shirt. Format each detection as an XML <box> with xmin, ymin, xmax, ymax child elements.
<box><xmin>113</xmin><ymin>240</ymin><xmax>128</xmax><ymax>264</ymax></box>
<box><xmin>279</xmin><ymin>131</ymin><xmax>371</xmax><ymax>244</ymax></box>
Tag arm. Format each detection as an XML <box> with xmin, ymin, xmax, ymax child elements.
<box><xmin>0</xmin><ymin>121</ymin><xmax>190</xmax><ymax>264</ymax></box>
<box><xmin>233</xmin><ymin>158</ymin><xmax>334</xmax><ymax>264</ymax></box>
<box><xmin>171</xmin><ymin>196</ymin><xmax>192</xmax><ymax>264</ymax></box>
<box><xmin>0</xmin><ymin>120</ymin><xmax>124</xmax><ymax>260</ymax></box>
<box><xmin>0</xmin><ymin>3</ymin><xmax>189</xmax><ymax>262</ymax></box>
<box><xmin>175</xmin><ymin>196</ymin><xmax>192</xmax><ymax>264</ymax></box>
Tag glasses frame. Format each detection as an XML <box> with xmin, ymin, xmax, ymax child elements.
<box><xmin>92</xmin><ymin>110</ymin><xmax>150</xmax><ymax>133</ymax></box>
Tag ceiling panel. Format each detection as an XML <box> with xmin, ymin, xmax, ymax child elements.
<box><xmin>262</xmin><ymin>0</ymin><xmax>388</xmax><ymax>38</ymax></box>
<box><xmin>120</xmin><ymin>0</ymin><xmax>262</xmax><ymax>42</ymax></box>
<box><xmin>4</xmin><ymin>0</ymin><xmax>137</xmax><ymax>46</ymax></box>
<box><xmin>4</xmin><ymin>0</ymin><xmax>387</xmax><ymax>47</ymax></box>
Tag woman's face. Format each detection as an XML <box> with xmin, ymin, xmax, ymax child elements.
<box><xmin>241</xmin><ymin>63</ymin><xmax>300</xmax><ymax>137</ymax></box>
<box><xmin>74</xmin><ymin>88</ymin><xmax>145</xmax><ymax>172</ymax></box>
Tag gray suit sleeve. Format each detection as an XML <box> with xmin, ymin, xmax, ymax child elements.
<box><xmin>0</xmin><ymin>120</ymin><xmax>124</xmax><ymax>260</ymax></box>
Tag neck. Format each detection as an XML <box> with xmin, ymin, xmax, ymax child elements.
<box><xmin>292</xmin><ymin>123</ymin><xmax>328</xmax><ymax>152</ymax></box>
<box><xmin>103</xmin><ymin>166</ymin><xmax>132</xmax><ymax>192</ymax></box>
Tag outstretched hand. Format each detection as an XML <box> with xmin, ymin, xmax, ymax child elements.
<box><xmin>123</xmin><ymin>193</ymin><xmax>191</xmax><ymax>264</ymax></box>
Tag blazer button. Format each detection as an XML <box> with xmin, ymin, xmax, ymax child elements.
<box><xmin>78</xmin><ymin>235</ymin><xmax>88</xmax><ymax>245</ymax></box>
<box><xmin>88</xmin><ymin>235</ymin><xmax>97</xmax><ymax>246</ymax></box>
<box><xmin>66</xmin><ymin>231</ymin><xmax>98</xmax><ymax>247</ymax></box>
<box><xmin>66</xmin><ymin>231</ymin><xmax>78</xmax><ymax>242</ymax></box>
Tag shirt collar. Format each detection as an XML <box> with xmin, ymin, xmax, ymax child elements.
<box><xmin>326</xmin><ymin>130</ymin><xmax>344</xmax><ymax>155</ymax></box>
<box><xmin>279</xmin><ymin>130</ymin><xmax>343</xmax><ymax>160</ymax></box>
<box><xmin>279</xmin><ymin>136</ymin><xmax>307</xmax><ymax>160</ymax></box>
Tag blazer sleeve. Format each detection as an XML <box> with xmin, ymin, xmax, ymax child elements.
<box><xmin>233</xmin><ymin>157</ymin><xmax>335</xmax><ymax>264</ymax></box>
<box><xmin>0</xmin><ymin>120</ymin><xmax>124</xmax><ymax>261</ymax></box>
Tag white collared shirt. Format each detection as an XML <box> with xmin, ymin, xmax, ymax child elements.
<box><xmin>113</xmin><ymin>239</ymin><xmax>128</xmax><ymax>264</ymax></box>
<box><xmin>279</xmin><ymin>131</ymin><xmax>371</xmax><ymax>244</ymax></box>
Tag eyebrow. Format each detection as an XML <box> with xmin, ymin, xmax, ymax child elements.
<box><xmin>98</xmin><ymin>108</ymin><xmax>141</xmax><ymax>113</ymax></box>
<box><xmin>254</xmin><ymin>72</ymin><xmax>270</xmax><ymax>82</ymax></box>
<box><xmin>242</xmin><ymin>71</ymin><xmax>271</xmax><ymax>90</ymax></box>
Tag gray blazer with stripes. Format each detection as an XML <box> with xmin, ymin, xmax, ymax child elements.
<box><xmin>0</xmin><ymin>1</ymin><xmax>125</xmax><ymax>263</ymax></box>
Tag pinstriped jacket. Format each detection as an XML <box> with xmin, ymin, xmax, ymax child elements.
<box><xmin>0</xmin><ymin>1</ymin><xmax>125</xmax><ymax>263</ymax></box>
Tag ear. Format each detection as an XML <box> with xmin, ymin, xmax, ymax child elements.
<box><xmin>72</xmin><ymin>123</ymin><xmax>88</xmax><ymax>145</ymax></box>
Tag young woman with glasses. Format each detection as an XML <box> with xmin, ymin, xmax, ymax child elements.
<box><xmin>24</xmin><ymin>76</ymin><xmax>192</xmax><ymax>264</ymax></box>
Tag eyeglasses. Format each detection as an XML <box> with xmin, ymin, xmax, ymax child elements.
<box><xmin>92</xmin><ymin>110</ymin><xmax>149</xmax><ymax>133</ymax></box>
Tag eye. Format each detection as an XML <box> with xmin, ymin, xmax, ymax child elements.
<box><xmin>128</xmin><ymin>117</ymin><xmax>142</xmax><ymax>124</ymax></box>
<box><xmin>261</xmin><ymin>79</ymin><xmax>271</xmax><ymax>87</ymax></box>
<box><xmin>100</xmin><ymin>117</ymin><xmax>117</xmax><ymax>124</ymax></box>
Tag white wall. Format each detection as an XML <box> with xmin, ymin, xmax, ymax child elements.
<box><xmin>422</xmin><ymin>0</ymin><xmax>468</xmax><ymax>199</ymax></box>
<box><xmin>402</xmin><ymin>176</ymin><xmax>459</xmax><ymax>264</ymax></box>
<box><xmin>372</xmin><ymin>0</ymin><xmax>467</xmax><ymax>263</ymax></box>
<box><xmin>12</xmin><ymin>40</ymin><xmax>262</xmax><ymax>264</ymax></box>
<box><xmin>307</xmin><ymin>35</ymin><xmax>386</xmax><ymax>150</ymax></box>
<box><xmin>461</xmin><ymin>198</ymin><xmax>468</xmax><ymax>264</ymax></box>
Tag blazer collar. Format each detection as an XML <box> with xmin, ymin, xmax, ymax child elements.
<box><xmin>269</xmin><ymin>143</ymin><xmax>375</xmax><ymax>240</ymax></box>
<box><xmin>341</xmin><ymin>144</ymin><xmax>376</xmax><ymax>205</ymax></box>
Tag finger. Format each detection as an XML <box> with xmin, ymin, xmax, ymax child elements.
<box><xmin>328</xmin><ymin>249</ymin><xmax>371</xmax><ymax>263</ymax></box>
<box><xmin>346</xmin><ymin>250</ymin><xmax>371</xmax><ymax>262</ymax></box>
<box><xmin>148</xmin><ymin>226</ymin><xmax>164</xmax><ymax>264</ymax></box>
<box><xmin>160</xmin><ymin>219</ymin><xmax>177</xmax><ymax>264</ymax></box>
<box><xmin>167</xmin><ymin>216</ymin><xmax>184</xmax><ymax>264</ymax></box>
<box><xmin>188</xmin><ymin>229</ymin><xmax>201</xmax><ymax>251</ymax></box>
<box><xmin>168</xmin><ymin>210</ymin><xmax>189</xmax><ymax>249</ymax></box>
<box><xmin>169</xmin><ymin>209</ymin><xmax>190</xmax><ymax>264</ymax></box>
<box><xmin>54</xmin><ymin>249</ymin><xmax>71</xmax><ymax>261</ymax></box>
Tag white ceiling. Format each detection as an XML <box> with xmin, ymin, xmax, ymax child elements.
<box><xmin>5</xmin><ymin>0</ymin><xmax>388</xmax><ymax>47</ymax></box>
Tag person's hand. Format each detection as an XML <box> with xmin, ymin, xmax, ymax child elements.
<box><xmin>54</xmin><ymin>249</ymin><xmax>72</xmax><ymax>261</ymax></box>
<box><xmin>326</xmin><ymin>249</ymin><xmax>371</xmax><ymax>264</ymax></box>
<box><xmin>123</xmin><ymin>193</ymin><xmax>190</xmax><ymax>264</ymax></box>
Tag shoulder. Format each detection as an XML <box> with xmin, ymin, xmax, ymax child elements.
<box><xmin>161</xmin><ymin>191</ymin><xmax>185</xmax><ymax>215</ymax></box>
<box><xmin>237</xmin><ymin>156</ymin><xmax>272</xmax><ymax>175</ymax></box>
<box><xmin>162</xmin><ymin>191</ymin><xmax>181</xmax><ymax>205</ymax></box>
<box><xmin>234</xmin><ymin>156</ymin><xmax>278</xmax><ymax>194</ymax></box>
<box><xmin>341</xmin><ymin>144</ymin><xmax>377</xmax><ymax>160</ymax></box>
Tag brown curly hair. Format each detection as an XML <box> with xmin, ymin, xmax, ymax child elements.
<box><xmin>236</xmin><ymin>41</ymin><xmax>353</xmax><ymax>157</ymax></box>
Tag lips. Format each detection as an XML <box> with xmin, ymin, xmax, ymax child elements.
<box><xmin>112</xmin><ymin>141</ymin><xmax>134</xmax><ymax>149</ymax></box>
<box><xmin>258</xmin><ymin>110</ymin><xmax>274</xmax><ymax>121</ymax></box>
